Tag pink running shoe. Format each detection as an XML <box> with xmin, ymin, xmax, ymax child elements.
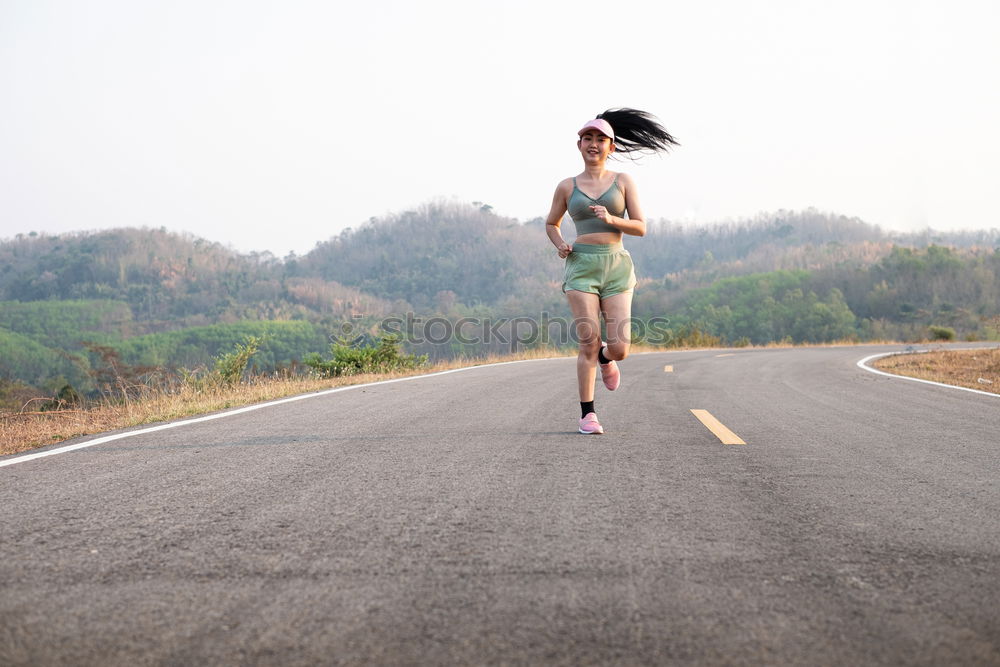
<box><xmin>579</xmin><ymin>412</ymin><xmax>604</xmax><ymax>435</ymax></box>
<box><xmin>599</xmin><ymin>343</ymin><xmax>620</xmax><ymax>391</ymax></box>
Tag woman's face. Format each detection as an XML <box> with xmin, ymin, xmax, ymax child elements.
<box><xmin>578</xmin><ymin>131</ymin><xmax>614</xmax><ymax>162</ymax></box>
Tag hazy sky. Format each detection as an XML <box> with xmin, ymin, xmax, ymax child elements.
<box><xmin>2</xmin><ymin>0</ymin><xmax>998</xmax><ymax>256</ymax></box>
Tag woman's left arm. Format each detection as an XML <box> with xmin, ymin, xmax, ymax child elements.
<box><xmin>592</xmin><ymin>173</ymin><xmax>646</xmax><ymax>236</ymax></box>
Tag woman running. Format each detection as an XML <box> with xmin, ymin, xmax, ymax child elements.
<box><xmin>545</xmin><ymin>108</ymin><xmax>678</xmax><ymax>434</ymax></box>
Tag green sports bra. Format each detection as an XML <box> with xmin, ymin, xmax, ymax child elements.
<box><xmin>568</xmin><ymin>176</ymin><xmax>626</xmax><ymax>235</ymax></box>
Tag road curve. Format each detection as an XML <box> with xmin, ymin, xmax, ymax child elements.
<box><xmin>1</xmin><ymin>344</ymin><xmax>999</xmax><ymax>665</ymax></box>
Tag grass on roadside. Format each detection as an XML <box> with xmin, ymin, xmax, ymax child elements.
<box><xmin>872</xmin><ymin>347</ymin><xmax>1000</xmax><ymax>395</ymax></box>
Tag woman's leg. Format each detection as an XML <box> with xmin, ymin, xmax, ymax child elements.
<box><xmin>600</xmin><ymin>290</ymin><xmax>633</xmax><ymax>362</ymax></box>
<box><xmin>566</xmin><ymin>289</ymin><xmax>602</xmax><ymax>402</ymax></box>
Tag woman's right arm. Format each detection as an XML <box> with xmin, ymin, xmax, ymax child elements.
<box><xmin>546</xmin><ymin>179</ymin><xmax>573</xmax><ymax>259</ymax></box>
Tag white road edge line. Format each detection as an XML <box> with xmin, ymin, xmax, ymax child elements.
<box><xmin>1</xmin><ymin>356</ymin><xmax>568</xmax><ymax>469</ymax></box>
<box><xmin>857</xmin><ymin>349</ymin><xmax>1000</xmax><ymax>399</ymax></box>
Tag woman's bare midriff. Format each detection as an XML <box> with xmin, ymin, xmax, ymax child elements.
<box><xmin>573</xmin><ymin>231</ymin><xmax>624</xmax><ymax>246</ymax></box>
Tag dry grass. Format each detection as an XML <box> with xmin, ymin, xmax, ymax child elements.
<box><xmin>0</xmin><ymin>348</ymin><xmax>577</xmax><ymax>457</ymax></box>
<box><xmin>872</xmin><ymin>347</ymin><xmax>1000</xmax><ymax>395</ymax></box>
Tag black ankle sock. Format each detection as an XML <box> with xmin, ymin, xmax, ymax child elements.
<box><xmin>598</xmin><ymin>347</ymin><xmax>611</xmax><ymax>365</ymax></box>
<box><xmin>581</xmin><ymin>401</ymin><xmax>595</xmax><ymax>418</ymax></box>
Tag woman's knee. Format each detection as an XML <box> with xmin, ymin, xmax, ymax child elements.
<box><xmin>606</xmin><ymin>341</ymin><xmax>630</xmax><ymax>361</ymax></box>
<box><xmin>578</xmin><ymin>338</ymin><xmax>602</xmax><ymax>359</ymax></box>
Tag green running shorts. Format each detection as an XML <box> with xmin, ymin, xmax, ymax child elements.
<box><xmin>562</xmin><ymin>242</ymin><xmax>637</xmax><ymax>298</ymax></box>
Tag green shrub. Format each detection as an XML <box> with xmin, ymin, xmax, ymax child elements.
<box><xmin>928</xmin><ymin>325</ymin><xmax>956</xmax><ymax>341</ymax></box>
<box><xmin>304</xmin><ymin>335</ymin><xmax>427</xmax><ymax>377</ymax></box>
<box><xmin>213</xmin><ymin>335</ymin><xmax>266</xmax><ymax>385</ymax></box>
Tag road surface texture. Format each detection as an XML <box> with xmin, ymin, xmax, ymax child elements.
<box><xmin>1</xmin><ymin>345</ymin><xmax>998</xmax><ymax>665</ymax></box>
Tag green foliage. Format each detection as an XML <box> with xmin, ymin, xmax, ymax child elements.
<box><xmin>0</xmin><ymin>300</ymin><xmax>129</xmax><ymax>349</ymax></box>
<box><xmin>668</xmin><ymin>271</ymin><xmax>858</xmax><ymax>345</ymax></box>
<box><xmin>839</xmin><ymin>245</ymin><xmax>1000</xmax><ymax>338</ymax></box>
<box><xmin>928</xmin><ymin>325</ymin><xmax>956</xmax><ymax>341</ymax></box>
<box><xmin>304</xmin><ymin>335</ymin><xmax>427</xmax><ymax>377</ymax></box>
<box><xmin>213</xmin><ymin>335</ymin><xmax>266</xmax><ymax>385</ymax></box>
<box><xmin>641</xmin><ymin>241</ymin><xmax>1000</xmax><ymax>344</ymax></box>
<box><xmin>0</xmin><ymin>328</ymin><xmax>89</xmax><ymax>388</ymax></box>
<box><xmin>56</xmin><ymin>384</ymin><xmax>82</xmax><ymax>406</ymax></box>
<box><xmin>113</xmin><ymin>320</ymin><xmax>327</xmax><ymax>370</ymax></box>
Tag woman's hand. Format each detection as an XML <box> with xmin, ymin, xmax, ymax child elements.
<box><xmin>557</xmin><ymin>242</ymin><xmax>572</xmax><ymax>259</ymax></box>
<box><xmin>590</xmin><ymin>205</ymin><xmax>616</xmax><ymax>226</ymax></box>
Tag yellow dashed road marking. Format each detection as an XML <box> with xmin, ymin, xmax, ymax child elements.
<box><xmin>690</xmin><ymin>409</ymin><xmax>746</xmax><ymax>445</ymax></box>
<box><xmin>715</xmin><ymin>353</ymin><xmax>735</xmax><ymax>358</ymax></box>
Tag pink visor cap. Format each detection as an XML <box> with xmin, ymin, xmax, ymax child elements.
<box><xmin>577</xmin><ymin>118</ymin><xmax>615</xmax><ymax>141</ymax></box>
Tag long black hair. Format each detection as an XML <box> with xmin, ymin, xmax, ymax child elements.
<box><xmin>595</xmin><ymin>108</ymin><xmax>679</xmax><ymax>158</ymax></box>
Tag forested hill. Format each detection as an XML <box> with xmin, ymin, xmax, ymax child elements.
<box><xmin>5</xmin><ymin>205</ymin><xmax>999</xmax><ymax>318</ymax></box>
<box><xmin>297</xmin><ymin>202</ymin><xmax>556</xmax><ymax>311</ymax></box>
<box><xmin>4</xmin><ymin>203</ymin><xmax>1000</xmax><ymax>402</ymax></box>
<box><xmin>302</xmin><ymin>206</ymin><xmax>896</xmax><ymax>301</ymax></box>
<box><xmin>0</xmin><ymin>227</ymin><xmax>394</xmax><ymax>328</ymax></box>
<box><xmin>629</xmin><ymin>209</ymin><xmax>889</xmax><ymax>279</ymax></box>
<box><xmin>631</xmin><ymin>210</ymin><xmax>1000</xmax><ymax>282</ymax></box>
<box><xmin>298</xmin><ymin>204</ymin><xmax>1000</xmax><ymax>310</ymax></box>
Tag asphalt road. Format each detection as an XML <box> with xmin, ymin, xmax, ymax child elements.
<box><xmin>1</xmin><ymin>345</ymin><xmax>999</xmax><ymax>666</ymax></box>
